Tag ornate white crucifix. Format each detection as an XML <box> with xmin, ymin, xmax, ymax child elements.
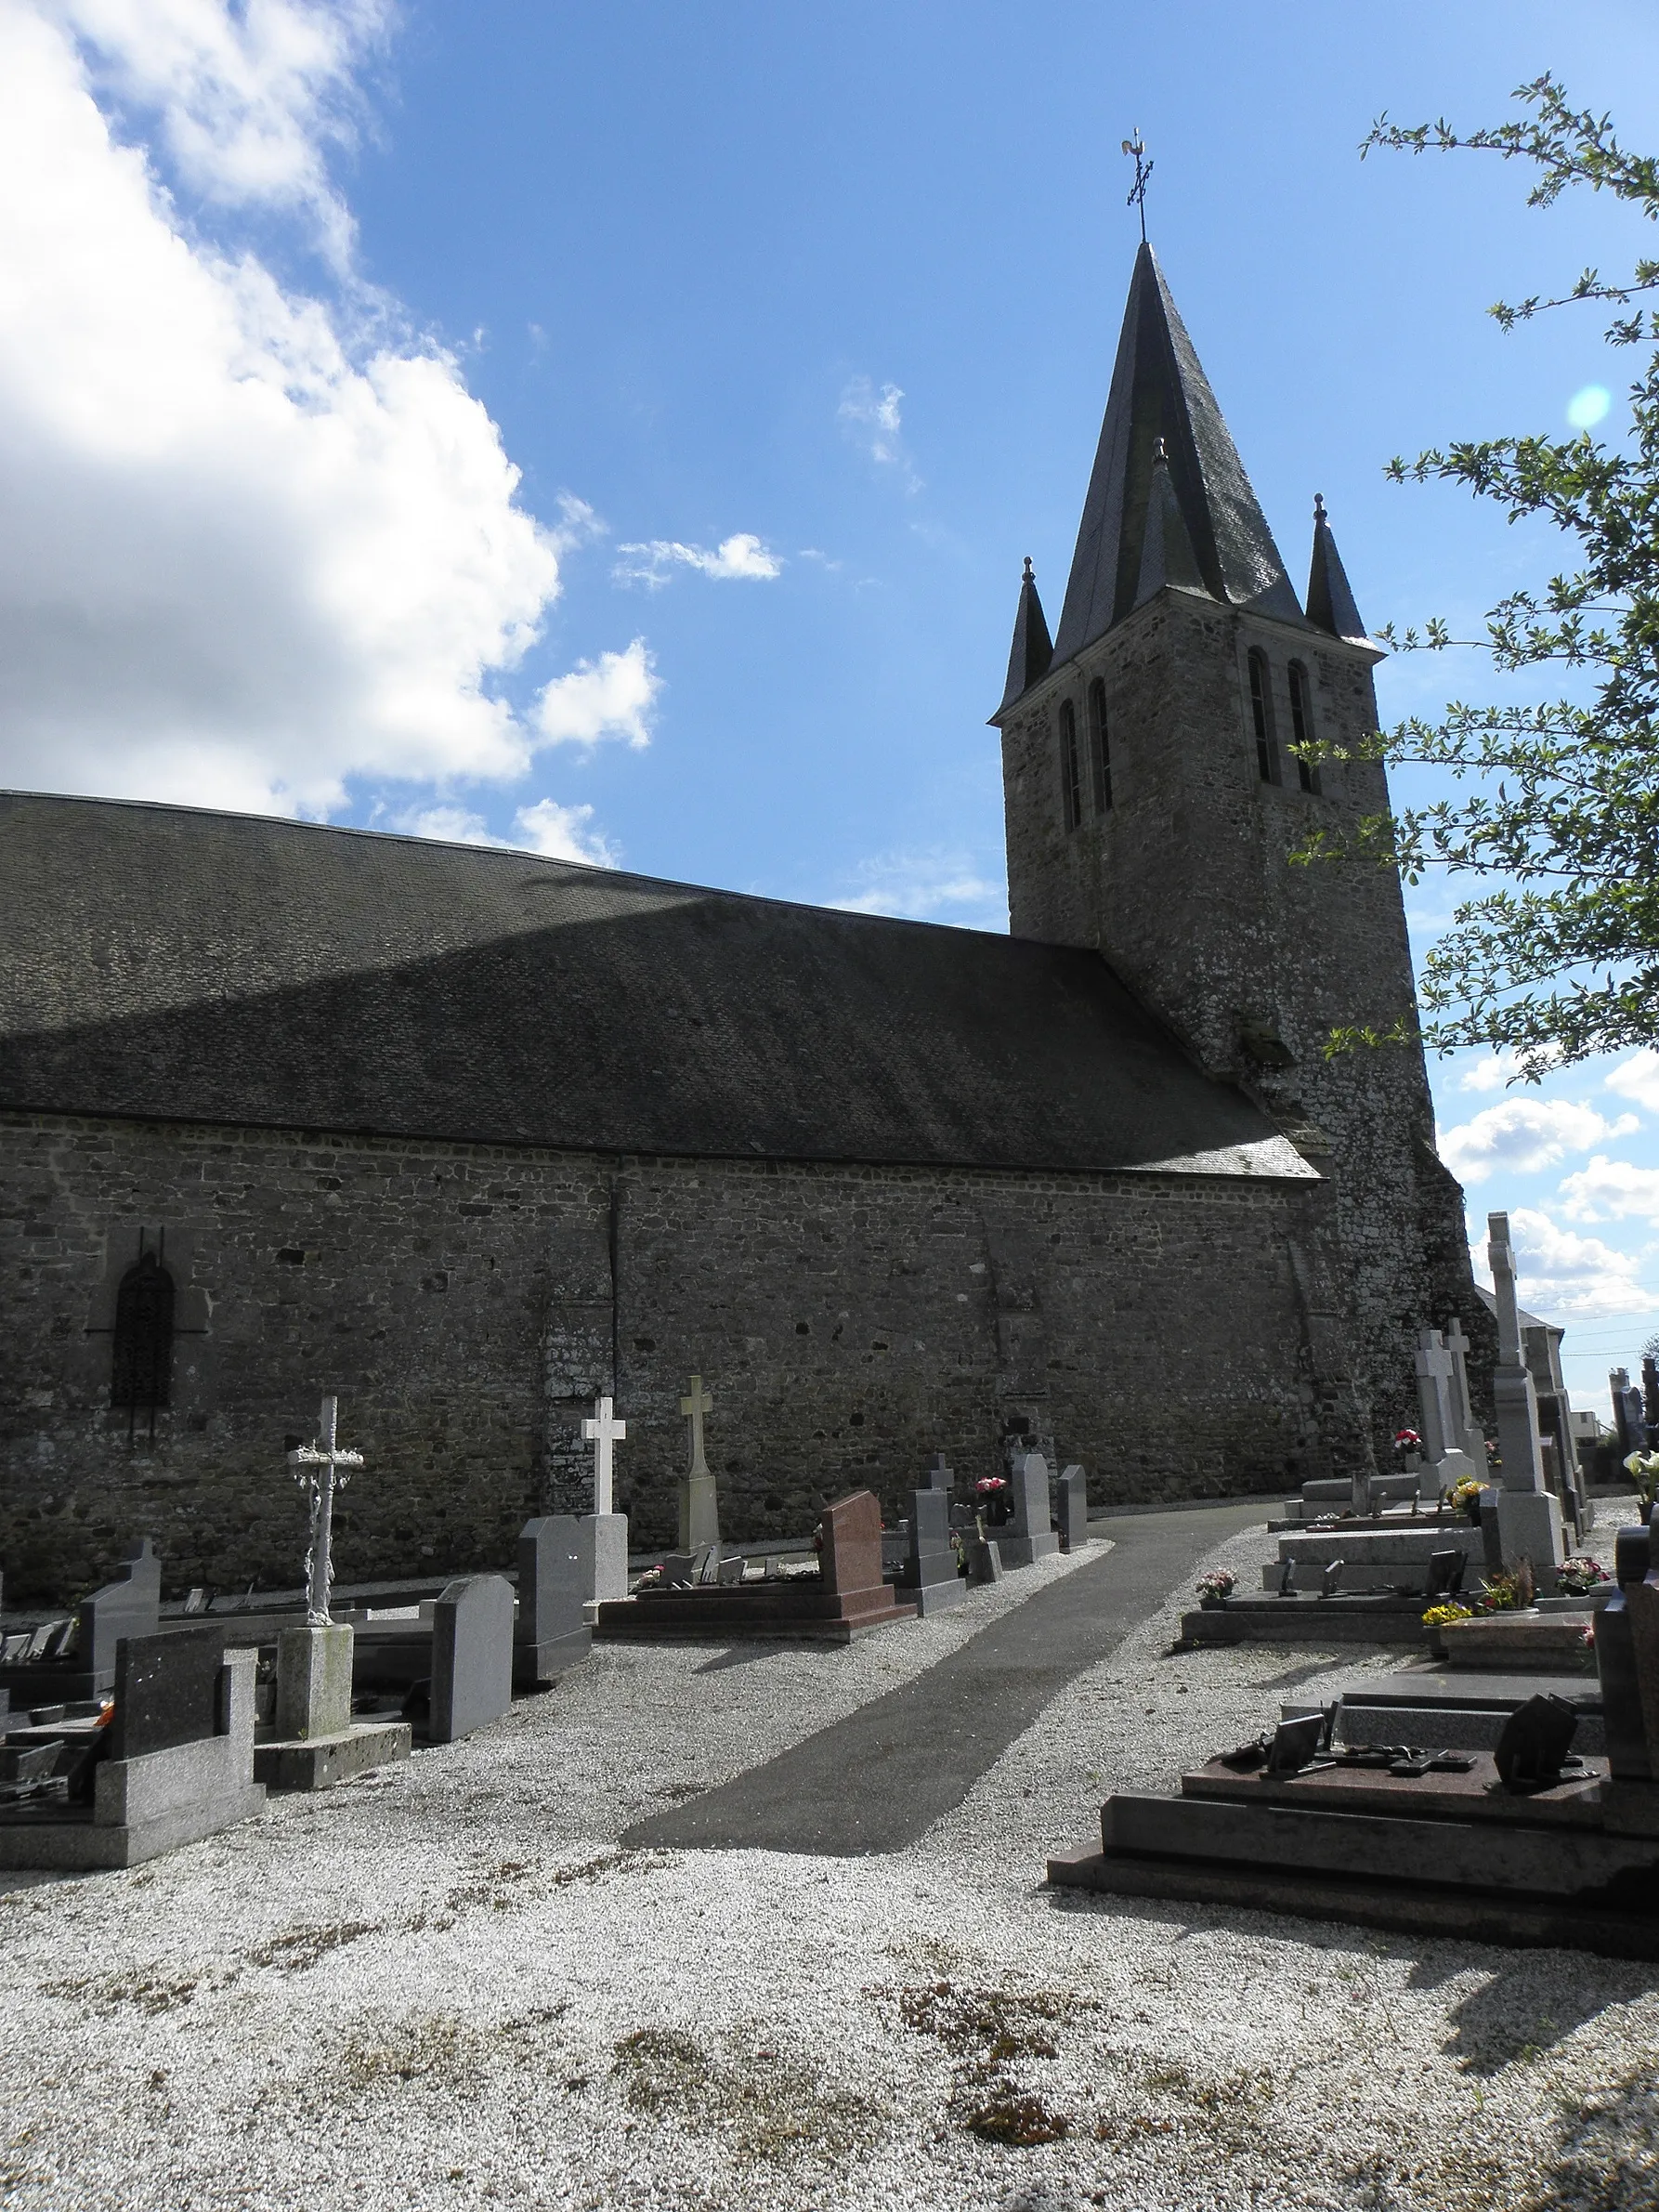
<box><xmin>680</xmin><ymin>1374</ymin><xmax>713</xmax><ymax>1478</ymax></box>
<box><xmin>581</xmin><ymin>1394</ymin><xmax>626</xmax><ymax>1516</ymax></box>
<box><xmin>286</xmin><ymin>1394</ymin><xmax>364</xmax><ymax>1626</ymax></box>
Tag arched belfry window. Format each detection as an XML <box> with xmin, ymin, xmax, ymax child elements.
<box><xmin>1088</xmin><ymin>678</ymin><xmax>1113</xmax><ymax>812</ymax></box>
<box><xmin>111</xmin><ymin>1237</ymin><xmax>176</xmax><ymax>1442</ymax></box>
<box><xmin>1287</xmin><ymin>661</ymin><xmax>1319</xmax><ymax>793</ymax></box>
<box><xmin>1248</xmin><ymin>650</ymin><xmax>1279</xmax><ymax>784</ymax></box>
<box><xmin>1059</xmin><ymin>700</ymin><xmax>1083</xmax><ymax>831</ymax></box>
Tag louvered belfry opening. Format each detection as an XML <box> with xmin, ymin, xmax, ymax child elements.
<box><xmin>111</xmin><ymin>1234</ymin><xmax>176</xmax><ymax>1442</ymax></box>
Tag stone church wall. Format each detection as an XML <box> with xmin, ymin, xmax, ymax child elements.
<box><xmin>2</xmin><ymin>1110</ymin><xmax>1335</xmax><ymax>1603</ymax></box>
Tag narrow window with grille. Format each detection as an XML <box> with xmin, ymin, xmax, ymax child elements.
<box><xmin>1088</xmin><ymin>678</ymin><xmax>1112</xmax><ymax>812</ymax></box>
<box><xmin>1287</xmin><ymin>661</ymin><xmax>1319</xmax><ymax>792</ymax></box>
<box><xmin>111</xmin><ymin>1239</ymin><xmax>176</xmax><ymax>1441</ymax></box>
<box><xmin>1059</xmin><ymin>699</ymin><xmax>1082</xmax><ymax>830</ymax></box>
<box><xmin>1248</xmin><ymin>649</ymin><xmax>1279</xmax><ymax>783</ymax></box>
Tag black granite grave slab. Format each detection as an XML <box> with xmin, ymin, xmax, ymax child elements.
<box><xmin>109</xmin><ymin>1627</ymin><xmax>225</xmax><ymax>1760</ymax></box>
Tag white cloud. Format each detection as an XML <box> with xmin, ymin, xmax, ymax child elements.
<box><xmin>1458</xmin><ymin>1045</ymin><xmax>1561</xmax><ymax>1093</ymax></box>
<box><xmin>59</xmin><ymin>0</ymin><xmax>389</xmax><ymax>268</ymax></box>
<box><xmin>1439</xmin><ymin>1099</ymin><xmax>1638</xmax><ymax>1185</ymax></box>
<box><xmin>1605</xmin><ymin>1049</ymin><xmax>1659</xmax><ymax>1117</ymax></box>
<box><xmin>391</xmin><ymin>795</ymin><xmax>615</xmax><ymax>870</ymax></box>
<box><xmin>831</xmin><ymin>850</ymin><xmax>1006</xmax><ymax>928</ymax></box>
<box><xmin>612</xmin><ymin>532</ymin><xmax>781</xmax><ymax>588</ymax></box>
<box><xmin>1559</xmin><ymin>1154</ymin><xmax>1659</xmax><ymax>1225</ymax></box>
<box><xmin>0</xmin><ymin>0</ymin><xmax>644</xmax><ymax>836</ymax></box>
<box><xmin>1470</xmin><ymin>1204</ymin><xmax>1652</xmax><ymax>1319</ymax></box>
<box><xmin>838</xmin><ymin>374</ymin><xmax>921</xmax><ymax>490</ymax></box>
<box><xmin>534</xmin><ymin>640</ymin><xmax>659</xmax><ymax>749</ymax></box>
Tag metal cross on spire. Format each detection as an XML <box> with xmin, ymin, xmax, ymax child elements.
<box><xmin>1121</xmin><ymin>130</ymin><xmax>1153</xmax><ymax>243</ymax></box>
<box><xmin>287</xmin><ymin>1393</ymin><xmax>364</xmax><ymax>1626</ymax></box>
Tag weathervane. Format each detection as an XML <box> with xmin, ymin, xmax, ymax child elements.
<box><xmin>1122</xmin><ymin>130</ymin><xmax>1153</xmax><ymax>243</ymax></box>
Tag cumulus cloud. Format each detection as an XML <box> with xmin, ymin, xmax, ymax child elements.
<box><xmin>0</xmin><ymin>1</ymin><xmax>645</xmax><ymax>831</ymax></box>
<box><xmin>1559</xmin><ymin>1154</ymin><xmax>1659</xmax><ymax>1225</ymax></box>
<box><xmin>612</xmin><ymin>533</ymin><xmax>781</xmax><ymax>588</ymax></box>
<box><xmin>392</xmin><ymin>796</ymin><xmax>616</xmax><ymax>870</ymax></box>
<box><xmin>1471</xmin><ymin>1204</ymin><xmax>1652</xmax><ymax>1318</ymax></box>
<box><xmin>1439</xmin><ymin>1099</ymin><xmax>1638</xmax><ymax>1185</ymax></box>
<box><xmin>831</xmin><ymin>850</ymin><xmax>1006</xmax><ymax>929</ymax></box>
<box><xmin>1458</xmin><ymin>1045</ymin><xmax>1561</xmax><ymax>1093</ymax></box>
<box><xmin>838</xmin><ymin>374</ymin><xmax>921</xmax><ymax>490</ymax></box>
<box><xmin>1604</xmin><ymin>1049</ymin><xmax>1659</xmax><ymax>1117</ymax></box>
<box><xmin>534</xmin><ymin>640</ymin><xmax>659</xmax><ymax>749</ymax></box>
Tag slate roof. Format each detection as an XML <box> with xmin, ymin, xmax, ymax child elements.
<box><xmin>0</xmin><ymin>792</ymin><xmax>1316</xmax><ymax>1182</ymax></box>
<box><xmin>1051</xmin><ymin>242</ymin><xmax>1308</xmax><ymax>670</ymax></box>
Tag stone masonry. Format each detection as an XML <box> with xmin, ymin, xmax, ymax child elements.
<box><xmin>3</xmin><ymin>1109</ymin><xmax>1339</xmax><ymax>1603</ymax></box>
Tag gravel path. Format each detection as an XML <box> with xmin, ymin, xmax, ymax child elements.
<box><xmin>2</xmin><ymin>1504</ymin><xmax>1655</xmax><ymax>2212</ymax></box>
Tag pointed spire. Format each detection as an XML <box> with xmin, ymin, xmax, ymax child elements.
<box><xmin>1305</xmin><ymin>492</ymin><xmax>1372</xmax><ymax>646</ymax></box>
<box><xmin>1133</xmin><ymin>438</ymin><xmax>1208</xmax><ymax>609</ymax></box>
<box><xmin>994</xmin><ymin>555</ymin><xmax>1054</xmax><ymax>714</ymax></box>
<box><xmin>1054</xmin><ymin>243</ymin><xmax>1306</xmax><ymax>663</ymax></box>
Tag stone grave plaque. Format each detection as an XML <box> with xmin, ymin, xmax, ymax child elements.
<box><xmin>431</xmin><ymin>1576</ymin><xmax>514</xmax><ymax>1745</ymax></box>
<box><xmin>820</xmin><ymin>1492</ymin><xmax>884</xmax><ymax>1598</ymax></box>
<box><xmin>1057</xmin><ymin>1466</ymin><xmax>1088</xmax><ymax>1551</ymax></box>
<box><xmin>109</xmin><ymin>1626</ymin><xmax>226</xmax><ymax>1761</ymax></box>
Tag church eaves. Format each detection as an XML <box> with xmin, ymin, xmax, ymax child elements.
<box><xmin>1305</xmin><ymin>492</ymin><xmax>1374</xmax><ymax>647</ymax></box>
<box><xmin>995</xmin><ymin>556</ymin><xmax>1054</xmax><ymax>714</ymax></box>
<box><xmin>1052</xmin><ymin>242</ymin><xmax>1307</xmax><ymax>664</ymax></box>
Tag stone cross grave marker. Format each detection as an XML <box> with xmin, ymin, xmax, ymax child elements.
<box><xmin>286</xmin><ymin>1394</ymin><xmax>364</xmax><ymax>1626</ymax></box>
<box><xmin>922</xmin><ymin>1453</ymin><xmax>955</xmax><ymax>1494</ymax></box>
<box><xmin>1484</xmin><ymin>1212</ymin><xmax>1564</xmax><ymax>1581</ymax></box>
<box><xmin>906</xmin><ymin>1486</ymin><xmax>966</xmax><ymax>1616</ymax></box>
<box><xmin>1444</xmin><ymin>1315</ymin><xmax>1484</xmax><ymax>1462</ymax></box>
<box><xmin>678</xmin><ymin>1374</ymin><xmax>720</xmax><ymax>1551</ymax></box>
<box><xmin>1413</xmin><ymin>1329</ymin><xmax>1479</xmax><ymax>1496</ymax></box>
<box><xmin>1612</xmin><ymin>1367</ymin><xmax>1647</xmax><ymax>1459</ymax></box>
<box><xmin>581</xmin><ymin>1395</ymin><xmax>626</xmax><ymax>1518</ymax></box>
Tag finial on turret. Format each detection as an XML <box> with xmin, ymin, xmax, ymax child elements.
<box><xmin>1153</xmin><ymin>436</ymin><xmax>1169</xmax><ymax>465</ymax></box>
<box><xmin>1313</xmin><ymin>491</ymin><xmax>1327</xmax><ymax>523</ymax></box>
<box><xmin>1023</xmin><ymin>555</ymin><xmax>1034</xmax><ymax>582</ymax></box>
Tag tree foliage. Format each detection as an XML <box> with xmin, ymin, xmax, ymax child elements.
<box><xmin>1302</xmin><ymin>76</ymin><xmax>1659</xmax><ymax>1076</ymax></box>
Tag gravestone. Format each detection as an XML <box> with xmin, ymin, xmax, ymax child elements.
<box><xmin>999</xmin><ymin>1452</ymin><xmax>1061</xmax><ymax>1568</ymax></box>
<box><xmin>1444</xmin><ymin>1315</ymin><xmax>1486</xmax><ymax>1464</ymax></box>
<box><xmin>1486</xmin><ymin>1214</ymin><xmax>1565</xmax><ymax>1582</ymax></box>
<box><xmin>677</xmin><ymin>1375</ymin><xmax>720</xmax><ymax>1552</ymax></box>
<box><xmin>905</xmin><ymin>1488</ymin><xmax>966</xmax><ymax>1616</ymax></box>
<box><xmin>580</xmin><ymin>1395</ymin><xmax>631</xmax><ymax>1603</ymax></box>
<box><xmin>1413</xmin><ymin>1329</ymin><xmax>1481</xmax><ymax>1496</ymax></box>
<box><xmin>1595</xmin><ymin>1532</ymin><xmax>1652</xmax><ymax>1782</ymax></box>
<box><xmin>1612</xmin><ymin>1367</ymin><xmax>1648</xmax><ymax>1461</ymax></box>
<box><xmin>429</xmin><ymin>1575</ymin><xmax>515</xmax><ymax>1745</ymax></box>
<box><xmin>110</xmin><ymin>1625</ymin><xmax>225</xmax><ymax>1761</ymax></box>
<box><xmin>81</xmin><ymin>1539</ymin><xmax>163</xmax><ymax>1684</ymax></box>
<box><xmin>515</xmin><ymin>1516</ymin><xmax>593</xmax><ymax>1688</ymax></box>
<box><xmin>1056</xmin><ymin>1466</ymin><xmax>1089</xmax><ymax>1551</ymax></box>
<box><xmin>922</xmin><ymin>1453</ymin><xmax>955</xmax><ymax>1495</ymax></box>
<box><xmin>277</xmin><ymin>1394</ymin><xmax>363</xmax><ymax>1739</ymax></box>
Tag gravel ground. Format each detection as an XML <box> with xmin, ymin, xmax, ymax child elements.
<box><xmin>3</xmin><ymin>1507</ymin><xmax>1656</xmax><ymax>2212</ymax></box>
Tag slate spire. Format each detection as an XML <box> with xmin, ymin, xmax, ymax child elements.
<box><xmin>1053</xmin><ymin>242</ymin><xmax>1306</xmax><ymax>662</ymax></box>
<box><xmin>1305</xmin><ymin>492</ymin><xmax>1371</xmax><ymax>646</ymax></box>
<box><xmin>1132</xmin><ymin>437</ymin><xmax>1208</xmax><ymax>609</ymax></box>
<box><xmin>996</xmin><ymin>555</ymin><xmax>1054</xmax><ymax>713</ymax></box>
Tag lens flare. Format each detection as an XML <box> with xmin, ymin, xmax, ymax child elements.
<box><xmin>1567</xmin><ymin>385</ymin><xmax>1612</xmax><ymax>429</ymax></box>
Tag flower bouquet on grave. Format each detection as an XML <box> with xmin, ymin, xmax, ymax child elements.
<box><xmin>1557</xmin><ymin>1555</ymin><xmax>1612</xmax><ymax>1598</ymax></box>
<box><xmin>1393</xmin><ymin>1428</ymin><xmax>1422</xmax><ymax>1471</ymax></box>
<box><xmin>1475</xmin><ymin>1559</ymin><xmax>1535</xmax><ymax>1615</ymax></box>
<box><xmin>1446</xmin><ymin>1473</ymin><xmax>1488</xmax><ymax>1525</ymax></box>
<box><xmin>1421</xmin><ymin>1599</ymin><xmax>1474</xmax><ymax>1658</ymax></box>
<box><xmin>1195</xmin><ymin>1568</ymin><xmax>1235</xmax><ymax>1610</ymax></box>
<box><xmin>633</xmin><ymin>1564</ymin><xmax>665</xmax><ymax>1593</ymax></box>
<box><xmin>1625</xmin><ymin>1450</ymin><xmax>1659</xmax><ymax>1512</ymax></box>
<box><xmin>974</xmin><ymin>1475</ymin><xmax>1012</xmax><ymax>1528</ymax></box>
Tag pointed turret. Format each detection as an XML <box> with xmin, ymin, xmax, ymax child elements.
<box><xmin>1305</xmin><ymin>493</ymin><xmax>1372</xmax><ymax>646</ymax></box>
<box><xmin>995</xmin><ymin>556</ymin><xmax>1054</xmax><ymax>714</ymax></box>
<box><xmin>1053</xmin><ymin>242</ymin><xmax>1305</xmax><ymax>663</ymax></box>
<box><xmin>1132</xmin><ymin>438</ymin><xmax>1208</xmax><ymax>609</ymax></box>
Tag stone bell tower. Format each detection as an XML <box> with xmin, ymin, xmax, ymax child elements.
<box><xmin>990</xmin><ymin>241</ymin><xmax>1478</xmax><ymax>1446</ymax></box>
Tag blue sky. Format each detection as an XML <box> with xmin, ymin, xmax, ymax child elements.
<box><xmin>7</xmin><ymin>0</ymin><xmax>1659</xmax><ymax>1405</ymax></box>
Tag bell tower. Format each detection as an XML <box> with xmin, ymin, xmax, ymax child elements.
<box><xmin>991</xmin><ymin>242</ymin><xmax>1476</xmax><ymax>1443</ymax></box>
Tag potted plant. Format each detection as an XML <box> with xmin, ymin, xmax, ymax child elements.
<box><xmin>1557</xmin><ymin>1555</ymin><xmax>1612</xmax><ymax>1598</ymax></box>
<box><xmin>1195</xmin><ymin>1568</ymin><xmax>1235</xmax><ymax>1611</ymax></box>
<box><xmin>1446</xmin><ymin>1473</ymin><xmax>1487</xmax><ymax>1526</ymax></box>
<box><xmin>1625</xmin><ymin>1450</ymin><xmax>1659</xmax><ymax>1512</ymax></box>
<box><xmin>1422</xmin><ymin>1601</ymin><xmax>1473</xmax><ymax>1659</ymax></box>
<box><xmin>975</xmin><ymin>1474</ymin><xmax>1012</xmax><ymax>1527</ymax></box>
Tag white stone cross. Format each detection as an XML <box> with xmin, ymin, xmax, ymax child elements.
<box><xmin>1414</xmin><ymin>1330</ymin><xmax>1457</xmax><ymax>1464</ymax></box>
<box><xmin>286</xmin><ymin>1394</ymin><xmax>364</xmax><ymax>1627</ymax></box>
<box><xmin>1486</xmin><ymin>1212</ymin><xmax>1525</xmax><ymax>1369</ymax></box>
<box><xmin>680</xmin><ymin>1374</ymin><xmax>713</xmax><ymax>1478</ymax></box>
<box><xmin>581</xmin><ymin>1394</ymin><xmax>626</xmax><ymax>1517</ymax></box>
<box><xmin>1444</xmin><ymin>1315</ymin><xmax>1481</xmax><ymax>1457</ymax></box>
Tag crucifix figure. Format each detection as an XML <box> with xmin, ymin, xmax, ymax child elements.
<box><xmin>286</xmin><ymin>1394</ymin><xmax>364</xmax><ymax>1627</ymax></box>
<box><xmin>581</xmin><ymin>1394</ymin><xmax>626</xmax><ymax>1517</ymax></box>
<box><xmin>680</xmin><ymin>1374</ymin><xmax>713</xmax><ymax>1478</ymax></box>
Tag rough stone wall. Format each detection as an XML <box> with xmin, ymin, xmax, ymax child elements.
<box><xmin>999</xmin><ymin>590</ymin><xmax>1479</xmax><ymax>1452</ymax></box>
<box><xmin>3</xmin><ymin>1110</ymin><xmax>1335</xmax><ymax>1603</ymax></box>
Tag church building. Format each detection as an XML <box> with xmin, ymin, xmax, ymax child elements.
<box><xmin>0</xmin><ymin>245</ymin><xmax>1477</xmax><ymax>1603</ymax></box>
